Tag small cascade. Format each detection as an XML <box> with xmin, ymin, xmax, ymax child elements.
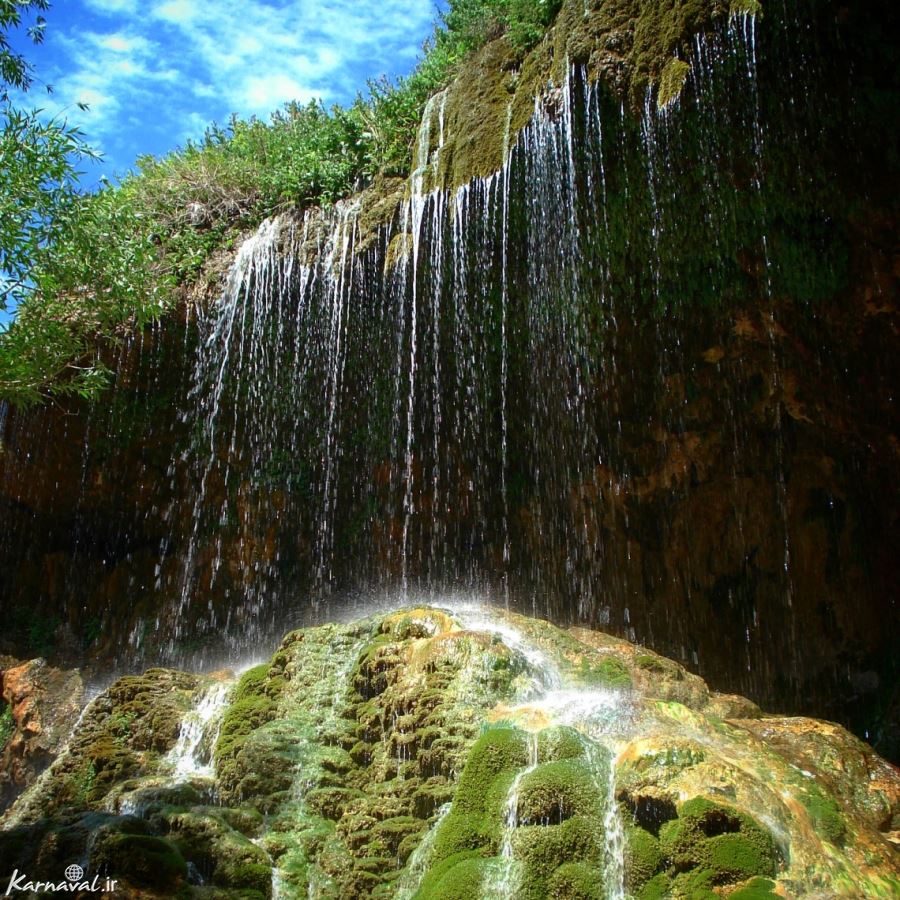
<box><xmin>442</xmin><ymin>606</ymin><xmax>636</xmax><ymax>900</ymax></box>
<box><xmin>264</xmin><ymin>635</ymin><xmax>368</xmax><ymax>896</ymax></box>
<box><xmin>454</xmin><ymin>606</ymin><xmax>563</xmax><ymax>697</ymax></box>
<box><xmin>395</xmin><ymin>802</ymin><xmax>452</xmax><ymax>900</ymax></box>
<box><xmin>166</xmin><ymin>680</ymin><xmax>231</xmax><ymax>781</ymax></box>
<box><xmin>488</xmin><ymin>730</ymin><xmax>539</xmax><ymax>898</ymax></box>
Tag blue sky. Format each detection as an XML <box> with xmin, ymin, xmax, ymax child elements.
<box><xmin>14</xmin><ymin>0</ymin><xmax>441</xmax><ymax>176</ymax></box>
<box><xmin>1</xmin><ymin>0</ymin><xmax>442</xmax><ymax>326</ymax></box>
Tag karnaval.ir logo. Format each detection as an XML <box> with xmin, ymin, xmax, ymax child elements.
<box><xmin>4</xmin><ymin>863</ymin><xmax>118</xmax><ymax>895</ymax></box>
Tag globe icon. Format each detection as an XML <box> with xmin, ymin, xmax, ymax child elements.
<box><xmin>64</xmin><ymin>864</ymin><xmax>84</xmax><ymax>883</ymax></box>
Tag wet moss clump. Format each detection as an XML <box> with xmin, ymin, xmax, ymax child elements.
<box><xmin>547</xmin><ymin>860</ymin><xmax>605</xmax><ymax>899</ymax></box>
<box><xmin>730</xmin><ymin>876</ymin><xmax>780</xmax><ymax>898</ymax></box>
<box><xmin>625</xmin><ymin>824</ymin><xmax>663</xmax><ymax>891</ymax></box>
<box><xmin>516</xmin><ymin>758</ymin><xmax>604</xmax><ymax>823</ymax></box>
<box><xmin>511</xmin><ymin>817</ymin><xmax>606</xmax><ymax>899</ymax></box>
<box><xmin>214</xmin><ymin>663</ymin><xmax>280</xmax><ymax>800</ymax></box>
<box><xmin>431</xmin><ymin>726</ymin><xmax>529</xmax><ymax>860</ymax></box>
<box><xmin>659</xmin><ymin>797</ymin><xmax>780</xmax><ymax>887</ymax></box>
<box><xmin>423</xmin><ymin>723</ymin><xmax>610</xmax><ymax>900</ymax></box>
<box><xmin>657</xmin><ymin>58</ymin><xmax>691</xmax><ymax>108</ymax></box>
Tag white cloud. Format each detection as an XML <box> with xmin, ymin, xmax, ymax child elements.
<box><xmin>96</xmin><ymin>33</ymin><xmax>149</xmax><ymax>53</ymax></box>
<box><xmin>83</xmin><ymin>0</ymin><xmax>138</xmax><ymax>13</ymax></box>
<box><xmin>153</xmin><ymin>0</ymin><xmax>199</xmax><ymax>25</ymax></box>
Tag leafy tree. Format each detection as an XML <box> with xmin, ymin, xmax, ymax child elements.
<box><xmin>0</xmin><ymin>0</ymin><xmax>566</xmax><ymax>405</ymax></box>
<box><xmin>0</xmin><ymin>0</ymin><xmax>47</xmax><ymax>95</ymax></box>
<box><xmin>0</xmin><ymin>1</ymin><xmax>106</xmax><ymax>403</ymax></box>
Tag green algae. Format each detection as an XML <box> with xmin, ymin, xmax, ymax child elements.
<box><xmin>3</xmin><ymin>606</ymin><xmax>897</xmax><ymax>897</ymax></box>
<box><xmin>625</xmin><ymin>824</ymin><xmax>663</xmax><ymax>890</ymax></box>
<box><xmin>800</xmin><ymin>780</ymin><xmax>847</xmax><ymax>846</ymax></box>
<box><xmin>659</xmin><ymin>797</ymin><xmax>779</xmax><ymax>887</ymax></box>
<box><xmin>657</xmin><ymin>58</ymin><xmax>691</xmax><ymax>109</ymax></box>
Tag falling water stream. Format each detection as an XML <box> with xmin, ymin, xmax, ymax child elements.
<box><xmin>0</xmin><ymin>1</ymin><xmax>894</xmax><ymax>844</ymax></box>
<box><xmin>166</xmin><ymin>680</ymin><xmax>232</xmax><ymax>781</ymax></box>
<box><xmin>451</xmin><ymin>606</ymin><xmax>631</xmax><ymax>899</ymax></box>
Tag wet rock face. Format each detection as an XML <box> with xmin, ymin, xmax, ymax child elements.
<box><xmin>0</xmin><ymin>0</ymin><xmax>898</xmax><ymax>769</ymax></box>
<box><xmin>0</xmin><ymin>608</ymin><xmax>897</xmax><ymax>898</ymax></box>
<box><xmin>0</xmin><ymin>658</ymin><xmax>84</xmax><ymax>811</ymax></box>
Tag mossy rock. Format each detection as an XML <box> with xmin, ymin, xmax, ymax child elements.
<box><xmin>800</xmin><ymin>781</ymin><xmax>847</xmax><ymax>846</ymax></box>
<box><xmin>415</xmin><ymin>851</ymin><xmax>492</xmax><ymax>899</ymax></box>
<box><xmin>447</xmin><ymin>726</ymin><xmax>529</xmax><ymax>817</ymax></box>
<box><xmin>537</xmin><ymin>725</ymin><xmax>588</xmax><ymax>762</ymax></box>
<box><xmin>659</xmin><ymin>798</ymin><xmax>778</xmax><ymax>885</ymax></box>
<box><xmin>161</xmin><ymin>808</ymin><xmax>272</xmax><ymax>893</ymax></box>
<box><xmin>730</xmin><ymin>876</ymin><xmax>780</xmax><ymax>899</ymax></box>
<box><xmin>671</xmin><ymin>865</ymin><xmax>718</xmax><ymax>898</ymax></box>
<box><xmin>657</xmin><ymin>57</ymin><xmax>691</xmax><ymax>109</ymax></box>
<box><xmin>90</xmin><ymin>831</ymin><xmax>188</xmax><ymax>890</ymax></box>
<box><xmin>705</xmin><ymin>832</ymin><xmax>775</xmax><ymax>882</ymax></box>
<box><xmin>431</xmin><ymin>808</ymin><xmax>498</xmax><ymax>860</ymax></box>
<box><xmin>547</xmin><ymin>860</ymin><xmax>605</xmax><ymax>899</ymax></box>
<box><xmin>577</xmin><ymin>656</ymin><xmax>632</xmax><ymax>688</ymax></box>
<box><xmin>515</xmin><ymin>758</ymin><xmax>604</xmax><ymax>824</ymax></box>
<box><xmin>625</xmin><ymin>824</ymin><xmax>663</xmax><ymax>890</ymax></box>
<box><xmin>511</xmin><ymin>816</ymin><xmax>604</xmax><ymax>897</ymax></box>
<box><xmin>638</xmin><ymin>872</ymin><xmax>674</xmax><ymax>900</ymax></box>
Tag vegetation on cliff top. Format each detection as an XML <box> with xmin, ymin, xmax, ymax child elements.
<box><xmin>0</xmin><ymin>0</ymin><xmax>563</xmax><ymax>406</ymax></box>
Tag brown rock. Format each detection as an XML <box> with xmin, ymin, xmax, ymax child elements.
<box><xmin>0</xmin><ymin>658</ymin><xmax>84</xmax><ymax>811</ymax></box>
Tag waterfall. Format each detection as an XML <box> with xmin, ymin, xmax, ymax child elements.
<box><xmin>487</xmin><ymin>730</ymin><xmax>539</xmax><ymax>898</ymax></box>
<box><xmin>0</xmin><ymin>2</ymin><xmax>887</xmax><ymax>755</ymax></box>
<box><xmin>166</xmin><ymin>680</ymin><xmax>231</xmax><ymax>780</ymax></box>
<box><xmin>133</xmin><ymin>23</ymin><xmax>780</xmax><ymax>651</ymax></box>
<box><xmin>395</xmin><ymin>802</ymin><xmax>452</xmax><ymax>900</ymax></box>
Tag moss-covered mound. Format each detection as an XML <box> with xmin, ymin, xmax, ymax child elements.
<box><xmin>0</xmin><ymin>607</ymin><xmax>897</xmax><ymax>898</ymax></box>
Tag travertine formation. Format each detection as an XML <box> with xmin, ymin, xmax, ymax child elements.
<box><xmin>1</xmin><ymin>607</ymin><xmax>897</xmax><ymax>897</ymax></box>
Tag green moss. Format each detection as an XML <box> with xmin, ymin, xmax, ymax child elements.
<box><xmin>657</xmin><ymin>58</ymin><xmax>691</xmax><ymax>109</ymax></box>
<box><xmin>232</xmin><ymin>664</ymin><xmax>270</xmax><ymax>701</ymax></box>
<box><xmin>660</xmin><ymin>798</ymin><xmax>778</xmax><ymax>886</ymax></box>
<box><xmin>730</xmin><ymin>876</ymin><xmax>780</xmax><ymax>899</ymax></box>
<box><xmin>638</xmin><ymin>873</ymin><xmax>673</xmax><ymax>900</ymax></box>
<box><xmin>214</xmin><ymin>665</ymin><xmax>280</xmax><ymax>796</ymax></box>
<box><xmin>671</xmin><ymin>866</ymin><xmax>718</xmax><ymax>898</ymax></box>
<box><xmin>516</xmin><ymin>759</ymin><xmax>604</xmax><ymax>823</ymax></box>
<box><xmin>625</xmin><ymin>825</ymin><xmax>663</xmax><ymax>890</ymax></box>
<box><xmin>446</xmin><ymin>727</ymin><xmax>529</xmax><ymax>817</ymax></box>
<box><xmin>537</xmin><ymin>726</ymin><xmax>587</xmax><ymax>762</ymax></box>
<box><xmin>801</xmin><ymin>782</ymin><xmax>847</xmax><ymax>846</ymax></box>
<box><xmin>511</xmin><ymin>817</ymin><xmax>604</xmax><ymax>896</ymax></box>
<box><xmin>578</xmin><ymin>656</ymin><xmax>633</xmax><ymax>689</ymax></box>
<box><xmin>547</xmin><ymin>861</ymin><xmax>605</xmax><ymax>899</ymax></box>
<box><xmin>706</xmin><ymin>832</ymin><xmax>775</xmax><ymax>881</ymax></box>
<box><xmin>416</xmin><ymin>852</ymin><xmax>491</xmax><ymax>899</ymax></box>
